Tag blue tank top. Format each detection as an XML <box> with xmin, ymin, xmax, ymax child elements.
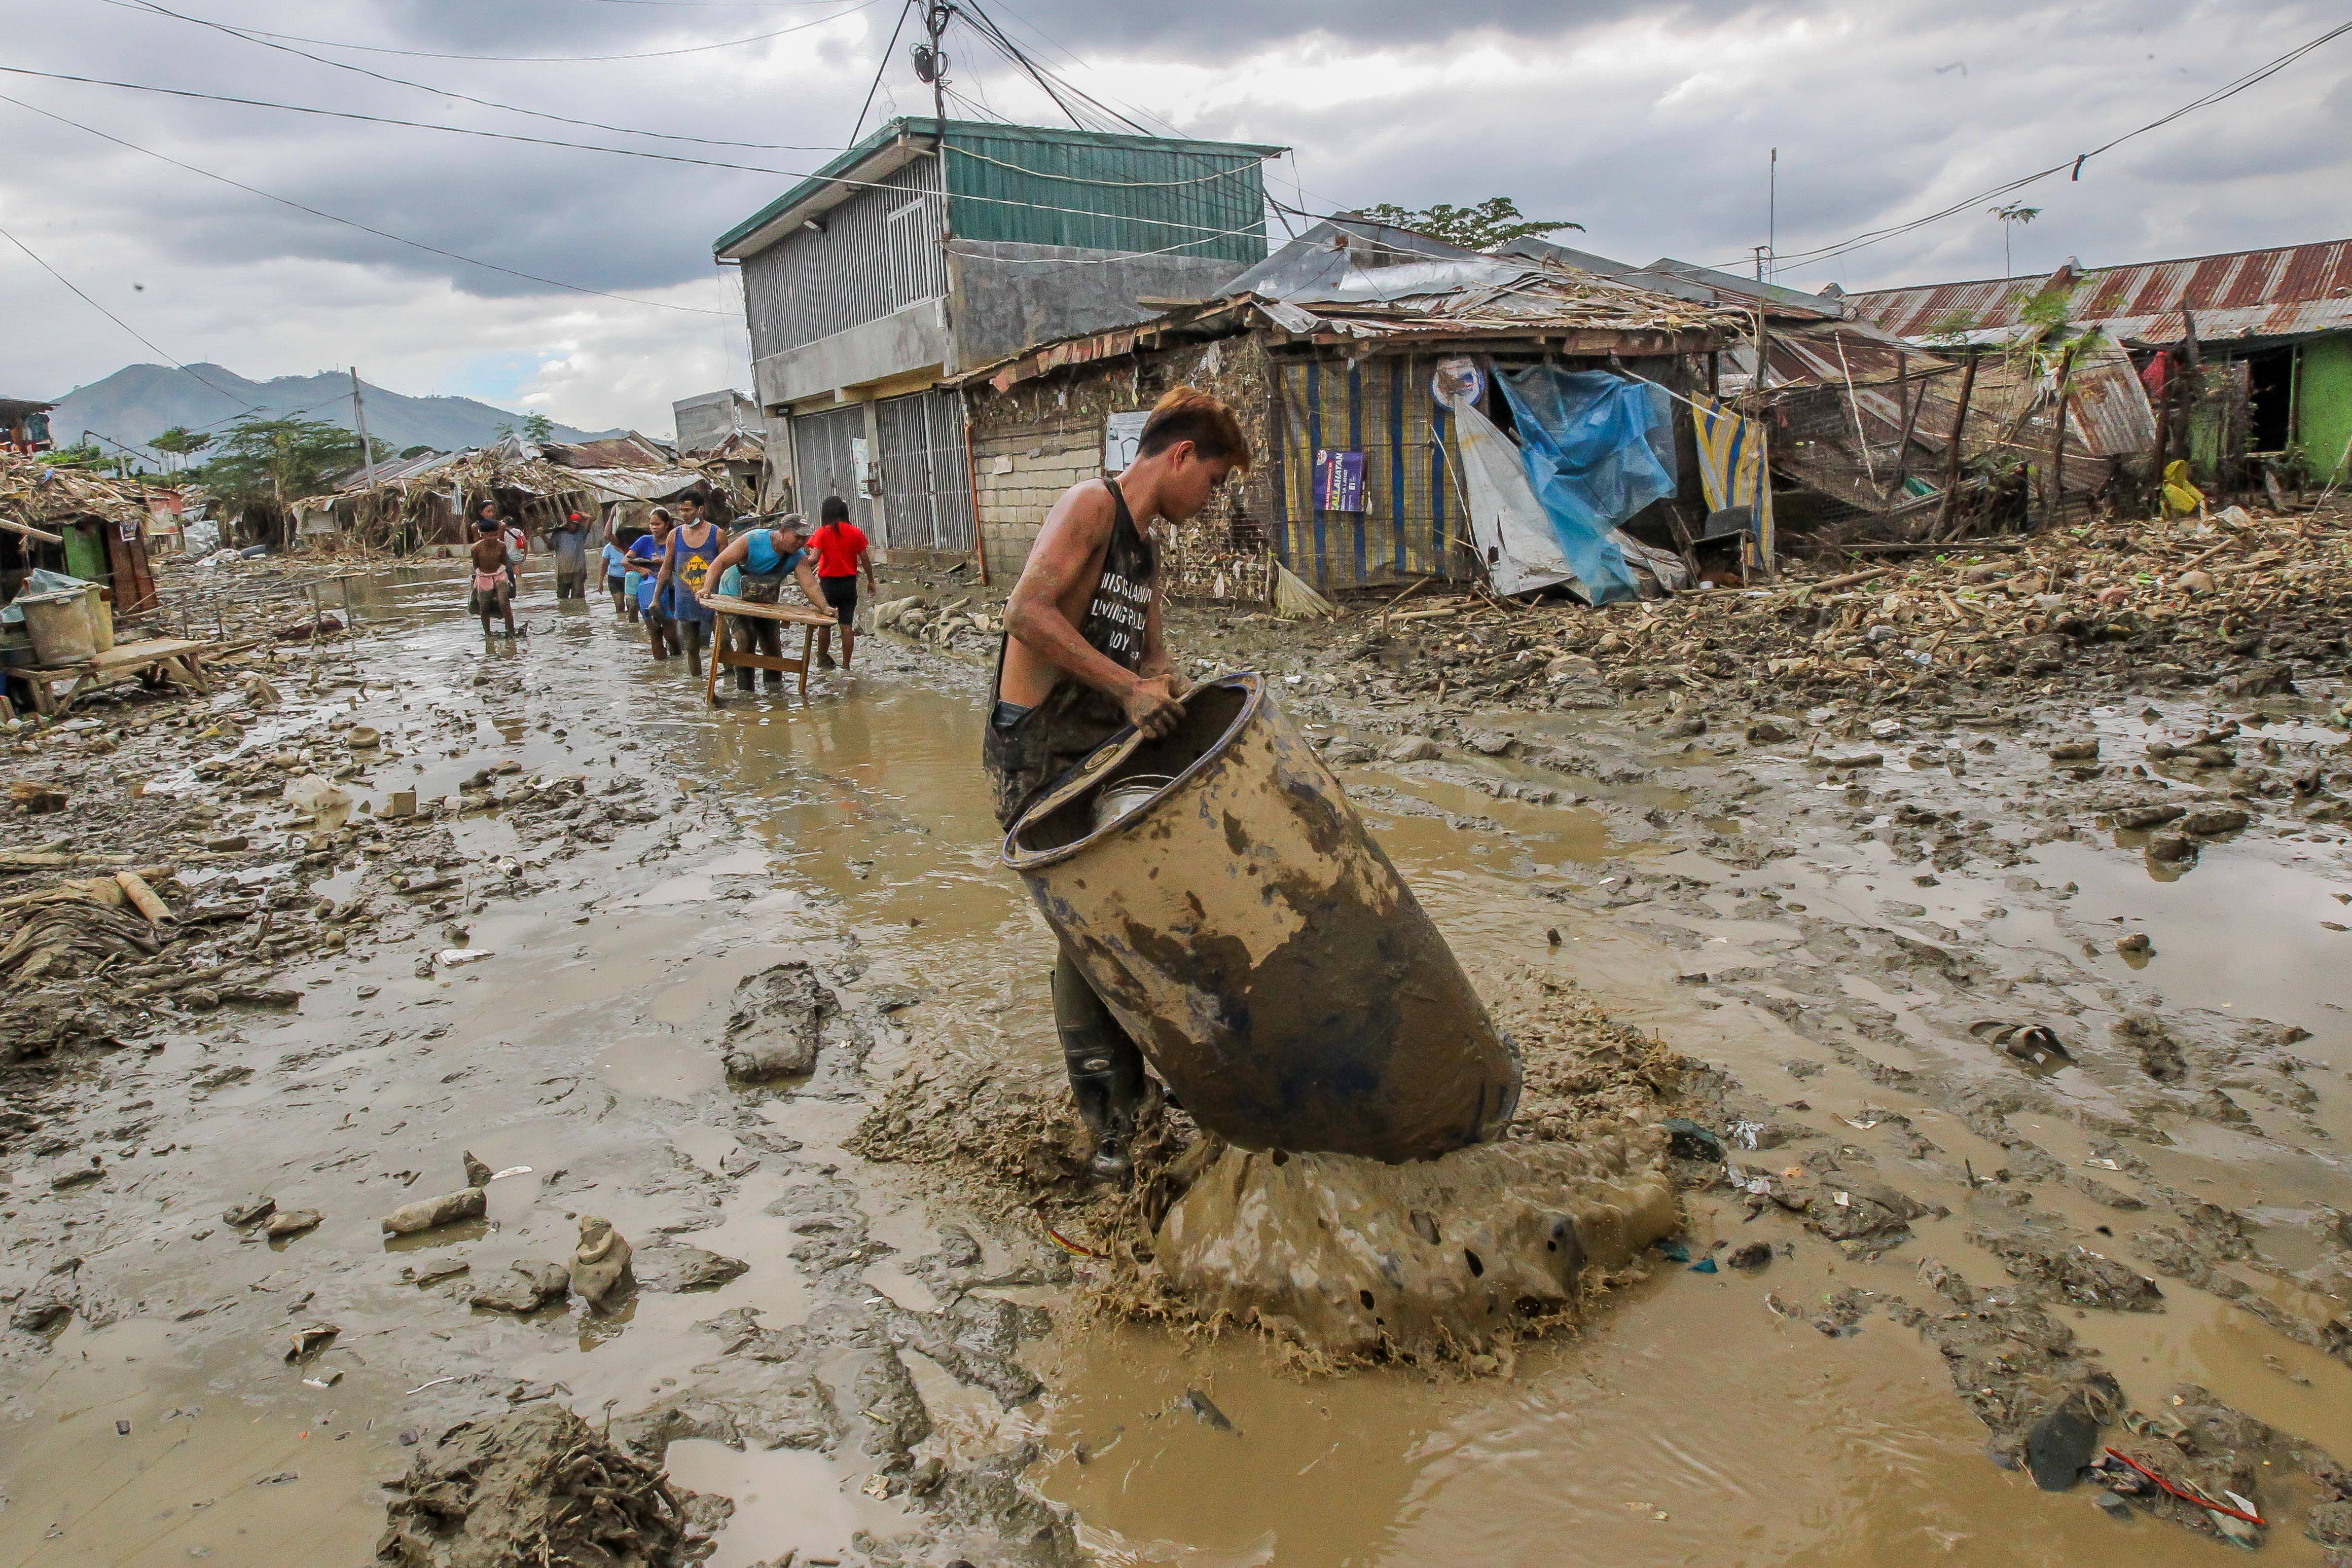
<box><xmin>662</xmin><ymin>523</ymin><xmax>720</xmax><ymax>621</ymax></box>
<box><xmin>743</xmin><ymin>529</ymin><xmax>799</xmax><ymax>576</ymax></box>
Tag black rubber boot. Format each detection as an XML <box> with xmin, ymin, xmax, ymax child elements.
<box><xmin>1053</xmin><ymin>950</ymin><xmax>1147</xmax><ymax>1181</ymax></box>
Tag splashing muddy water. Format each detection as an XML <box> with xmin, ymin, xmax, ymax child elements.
<box><xmin>1</xmin><ymin>566</ymin><xmax>2347</xmax><ymax>1565</ymax></box>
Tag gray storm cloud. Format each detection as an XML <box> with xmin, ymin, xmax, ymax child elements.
<box><xmin>1</xmin><ymin>0</ymin><xmax>2344</xmax><ymax>428</ymax></box>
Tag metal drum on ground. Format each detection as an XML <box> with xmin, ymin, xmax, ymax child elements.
<box><xmin>1004</xmin><ymin>672</ymin><xmax>1519</xmax><ymax>1163</ymax></box>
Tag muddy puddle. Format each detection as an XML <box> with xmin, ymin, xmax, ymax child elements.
<box><xmin>2</xmin><ymin>564</ymin><xmax>2347</xmax><ymax>1565</ymax></box>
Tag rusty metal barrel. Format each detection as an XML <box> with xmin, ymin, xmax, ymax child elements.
<box><xmin>1003</xmin><ymin>672</ymin><xmax>1519</xmax><ymax>1162</ymax></box>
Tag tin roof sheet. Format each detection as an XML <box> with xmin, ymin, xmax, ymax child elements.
<box><xmin>1843</xmin><ymin>237</ymin><xmax>2352</xmax><ymax>346</ymax></box>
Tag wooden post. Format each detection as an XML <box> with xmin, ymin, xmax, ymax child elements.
<box><xmin>1930</xmin><ymin>353</ymin><xmax>1980</xmax><ymax>540</ymax></box>
<box><xmin>1884</xmin><ymin>350</ymin><xmax>1926</xmax><ymax>503</ymax></box>
<box><xmin>963</xmin><ymin>402</ymin><xmax>989</xmax><ymax>586</ymax></box>
<box><xmin>2150</xmin><ymin>348</ymin><xmax>2174</xmax><ymax>493</ymax></box>
<box><xmin>2044</xmin><ymin>345</ymin><xmax>2077</xmax><ymax>531</ymax></box>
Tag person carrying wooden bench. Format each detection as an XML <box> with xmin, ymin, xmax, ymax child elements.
<box><xmin>702</xmin><ymin>516</ymin><xmax>821</xmax><ymax>694</ymax></box>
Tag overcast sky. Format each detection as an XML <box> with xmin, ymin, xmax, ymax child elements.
<box><xmin>2</xmin><ymin>0</ymin><xmax>2345</xmax><ymax>434</ymax></box>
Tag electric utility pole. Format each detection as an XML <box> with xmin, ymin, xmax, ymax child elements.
<box><xmin>914</xmin><ymin>4</ymin><xmax>953</xmax><ymax>126</ymax></box>
<box><xmin>350</xmin><ymin>368</ymin><xmax>377</xmax><ymax>488</ymax></box>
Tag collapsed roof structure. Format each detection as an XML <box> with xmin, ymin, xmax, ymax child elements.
<box><xmin>293</xmin><ymin>432</ymin><xmax>762</xmax><ymax>552</ymax></box>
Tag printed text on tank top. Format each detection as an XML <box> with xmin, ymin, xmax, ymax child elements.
<box><xmin>1080</xmin><ymin>478</ymin><xmax>1153</xmax><ymax>673</ymax></box>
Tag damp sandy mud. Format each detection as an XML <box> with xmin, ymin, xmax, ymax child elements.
<box><xmin>1</xmin><ymin>550</ymin><xmax>2349</xmax><ymax>1565</ymax></box>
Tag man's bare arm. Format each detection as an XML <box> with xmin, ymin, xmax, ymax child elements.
<box><xmin>1006</xmin><ymin>484</ymin><xmax>1180</xmax><ymax>734</ymax></box>
<box><xmin>697</xmin><ymin>536</ymin><xmax>749</xmax><ymax>598</ymax></box>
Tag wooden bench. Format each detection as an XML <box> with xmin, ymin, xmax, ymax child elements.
<box><xmin>5</xmin><ymin>636</ymin><xmax>214</xmax><ymax>718</ymax></box>
<box><xmin>698</xmin><ymin>595</ymin><xmax>838</xmax><ymax>709</ymax></box>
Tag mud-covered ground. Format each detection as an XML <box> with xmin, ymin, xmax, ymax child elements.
<box><xmin>3</xmin><ymin>514</ymin><xmax>2351</xmax><ymax>1565</ymax></box>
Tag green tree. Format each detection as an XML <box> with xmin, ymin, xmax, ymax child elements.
<box><xmin>197</xmin><ymin>415</ymin><xmax>371</xmax><ymax>512</ymax></box>
<box><xmin>399</xmin><ymin>444</ymin><xmax>438</xmax><ymax>460</ymax></box>
<box><xmin>1357</xmin><ymin>196</ymin><xmax>1583</xmax><ymax>252</ymax></box>
<box><xmin>521</xmin><ymin>412</ymin><xmax>555</xmax><ymax>444</ymax></box>
<box><xmin>38</xmin><ymin>441</ymin><xmax>108</xmax><ymax>471</ymax></box>
<box><xmin>149</xmin><ymin>425</ymin><xmax>214</xmax><ymax>473</ymax></box>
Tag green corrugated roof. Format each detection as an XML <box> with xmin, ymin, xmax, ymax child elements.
<box><xmin>712</xmin><ymin>117</ymin><xmax>1284</xmax><ymax>259</ymax></box>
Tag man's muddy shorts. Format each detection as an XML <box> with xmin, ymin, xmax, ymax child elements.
<box><xmin>820</xmin><ymin>574</ymin><xmax>858</xmax><ymax>627</ymax></box>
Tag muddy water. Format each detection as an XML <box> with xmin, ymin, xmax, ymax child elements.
<box><xmin>2</xmin><ymin>571</ymin><xmax>2346</xmax><ymax>1565</ymax></box>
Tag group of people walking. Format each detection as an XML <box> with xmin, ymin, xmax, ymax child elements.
<box><xmin>607</xmin><ymin>495</ymin><xmax>874</xmax><ymax>682</ymax></box>
<box><xmin>468</xmin><ymin>490</ymin><xmax>875</xmax><ymax>688</ymax></box>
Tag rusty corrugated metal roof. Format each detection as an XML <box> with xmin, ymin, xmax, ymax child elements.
<box><xmin>955</xmin><ymin>256</ymin><xmax>1741</xmax><ymax>393</ymax></box>
<box><xmin>1843</xmin><ymin>237</ymin><xmax>2352</xmax><ymax>346</ymax></box>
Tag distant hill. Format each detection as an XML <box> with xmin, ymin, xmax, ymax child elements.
<box><xmin>47</xmin><ymin>363</ymin><xmax>620</xmax><ymax>464</ymax></box>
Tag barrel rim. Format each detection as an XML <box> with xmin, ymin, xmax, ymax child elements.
<box><xmin>1001</xmin><ymin>671</ymin><xmax>1264</xmax><ymax>873</ymax></box>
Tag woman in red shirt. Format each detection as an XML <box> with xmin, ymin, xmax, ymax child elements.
<box><xmin>807</xmin><ymin>495</ymin><xmax>878</xmax><ymax>670</ymax></box>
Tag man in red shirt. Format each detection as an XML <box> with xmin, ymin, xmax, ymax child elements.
<box><xmin>807</xmin><ymin>495</ymin><xmax>877</xmax><ymax>669</ymax></box>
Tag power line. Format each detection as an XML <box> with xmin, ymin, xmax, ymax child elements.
<box><xmin>0</xmin><ymin>220</ymin><xmax>259</xmax><ymax>415</ymax></box>
<box><xmin>966</xmin><ymin>2</ymin><xmax>1152</xmax><ymax>136</ymax></box>
<box><xmin>850</xmin><ymin>0</ymin><xmax>914</xmax><ymax>144</ymax></box>
<box><xmin>943</xmin><ymin>141</ymin><xmax>1263</xmax><ymax>189</ymax></box>
<box><xmin>1755</xmin><ymin>17</ymin><xmax>2352</xmax><ymax>275</ymax></box>
<box><xmin>943</xmin><ymin>217</ymin><xmax>1266</xmax><ymax>266</ymax></box>
<box><xmin>112</xmin><ymin>0</ymin><xmax>890</xmax><ymax>62</ymax></box>
<box><xmin>557</xmin><ymin>0</ymin><xmax>860</xmax><ymax>8</ymax></box>
<box><xmin>0</xmin><ymin>91</ymin><xmax>731</xmax><ymax>315</ymax></box>
<box><xmin>107</xmin><ymin>0</ymin><xmax>849</xmax><ymax>152</ymax></box>
<box><xmin>1</xmin><ymin>66</ymin><xmax>1269</xmax><ymax>241</ymax></box>
<box><xmin>980</xmin><ymin>0</ymin><xmax>1186</xmax><ymax>140</ymax></box>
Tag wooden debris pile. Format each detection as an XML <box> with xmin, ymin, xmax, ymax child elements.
<box><xmin>1344</xmin><ymin>503</ymin><xmax>2352</xmax><ymax>715</ymax></box>
<box><xmin>1</xmin><ymin>449</ymin><xmax>171</xmax><ymax>541</ymax></box>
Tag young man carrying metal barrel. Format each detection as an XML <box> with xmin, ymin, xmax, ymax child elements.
<box><xmin>984</xmin><ymin>385</ymin><xmax>1251</xmax><ymax>1179</ymax></box>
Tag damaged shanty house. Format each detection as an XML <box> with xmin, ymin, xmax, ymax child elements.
<box><xmin>1837</xmin><ymin>236</ymin><xmax>2352</xmax><ymax>509</ymax></box>
<box><xmin>955</xmin><ymin>217</ymin><xmax>1748</xmax><ymax>604</ymax></box>
<box><xmin>1512</xmin><ymin>236</ymin><xmax>2161</xmax><ymax>549</ymax></box>
<box><xmin>671</xmin><ymin>388</ymin><xmax>775</xmax><ymax>506</ymax></box>
<box><xmin>712</xmin><ymin>115</ymin><xmax>1283</xmax><ymax>565</ymax></box>
<box><xmin>1</xmin><ymin>449</ymin><xmax>166</xmax><ymax>614</ymax></box>
<box><xmin>291</xmin><ymin>431</ymin><xmax>755</xmax><ymax>554</ymax></box>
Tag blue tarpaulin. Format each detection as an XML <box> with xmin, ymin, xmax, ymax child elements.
<box><xmin>1494</xmin><ymin>367</ymin><xmax>1678</xmax><ymax>605</ymax></box>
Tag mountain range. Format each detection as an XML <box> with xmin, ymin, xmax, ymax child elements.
<box><xmin>45</xmin><ymin>363</ymin><xmax>619</xmax><ymax>464</ymax></box>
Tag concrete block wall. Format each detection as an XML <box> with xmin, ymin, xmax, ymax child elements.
<box><xmin>973</xmin><ymin>417</ymin><xmax>1100</xmax><ymax>581</ymax></box>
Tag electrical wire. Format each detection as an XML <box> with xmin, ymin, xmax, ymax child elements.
<box><xmin>961</xmin><ymin>1</ymin><xmax>1152</xmax><ymax>136</ymax></box>
<box><xmin>942</xmin><ymin>216</ymin><xmax>1264</xmax><ymax>265</ymax></box>
<box><xmin>106</xmin><ymin>0</ymin><xmax>890</xmax><ymax>62</ymax></box>
<box><xmin>0</xmin><ymin>66</ymin><xmax>1270</xmax><ymax>242</ymax></box>
<box><xmin>979</xmin><ymin>0</ymin><xmax>1187</xmax><ymax>140</ymax></box>
<box><xmin>952</xmin><ymin>3</ymin><xmax>1096</xmax><ymax>132</ymax></box>
<box><xmin>0</xmin><ymin>219</ymin><xmax>259</xmax><ymax>415</ymax></box>
<box><xmin>941</xmin><ymin>141</ymin><xmax>1262</xmax><ymax>188</ymax></box>
<box><xmin>1754</xmin><ymin>17</ymin><xmax>2352</xmax><ymax>274</ymax></box>
<box><xmin>184</xmin><ymin>388</ymin><xmax>360</xmax><ymax>437</ymax></box>
<box><xmin>105</xmin><ymin>0</ymin><xmax>850</xmax><ymax>152</ymax></box>
<box><xmin>0</xmin><ymin>91</ymin><xmax>731</xmax><ymax>315</ymax></box>
<box><xmin>849</xmin><ymin>0</ymin><xmax>914</xmax><ymax>144</ymax></box>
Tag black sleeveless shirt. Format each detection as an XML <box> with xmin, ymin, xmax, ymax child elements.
<box><xmin>983</xmin><ymin>478</ymin><xmax>1158</xmax><ymax>827</ymax></box>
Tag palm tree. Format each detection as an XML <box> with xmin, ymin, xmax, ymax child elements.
<box><xmin>1990</xmin><ymin>203</ymin><xmax>2042</xmax><ymax>279</ymax></box>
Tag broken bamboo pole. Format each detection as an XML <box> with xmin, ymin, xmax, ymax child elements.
<box><xmin>2044</xmin><ymin>346</ymin><xmax>2077</xmax><ymax>532</ymax></box>
<box><xmin>115</xmin><ymin>869</ymin><xmax>174</xmax><ymax>924</ymax></box>
<box><xmin>1930</xmin><ymin>353</ymin><xmax>1980</xmax><ymax>541</ymax></box>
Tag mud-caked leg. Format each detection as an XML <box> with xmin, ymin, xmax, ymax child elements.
<box><xmin>1053</xmin><ymin>947</ymin><xmax>1148</xmax><ymax>1181</ymax></box>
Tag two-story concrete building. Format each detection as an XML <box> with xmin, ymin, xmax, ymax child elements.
<box><xmin>713</xmin><ymin>116</ymin><xmax>1281</xmax><ymax>560</ymax></box>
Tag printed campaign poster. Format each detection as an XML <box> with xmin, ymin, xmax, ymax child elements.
<box><xmin>1314</xmin><ymin>449</ymin><xmax>1367</xmax><ymax>512</ymax></box>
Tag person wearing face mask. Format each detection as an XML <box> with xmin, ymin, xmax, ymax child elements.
<box><xmin>656</xmin><ymin>495</ymin><xmax>725</xmax><ymax>677</ymax></box>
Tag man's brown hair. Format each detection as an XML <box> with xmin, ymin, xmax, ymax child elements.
<box><xmin>1136</xmin><ymin>385</ymin><xmax>1251</xmax><ymax>471</ymax></box>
